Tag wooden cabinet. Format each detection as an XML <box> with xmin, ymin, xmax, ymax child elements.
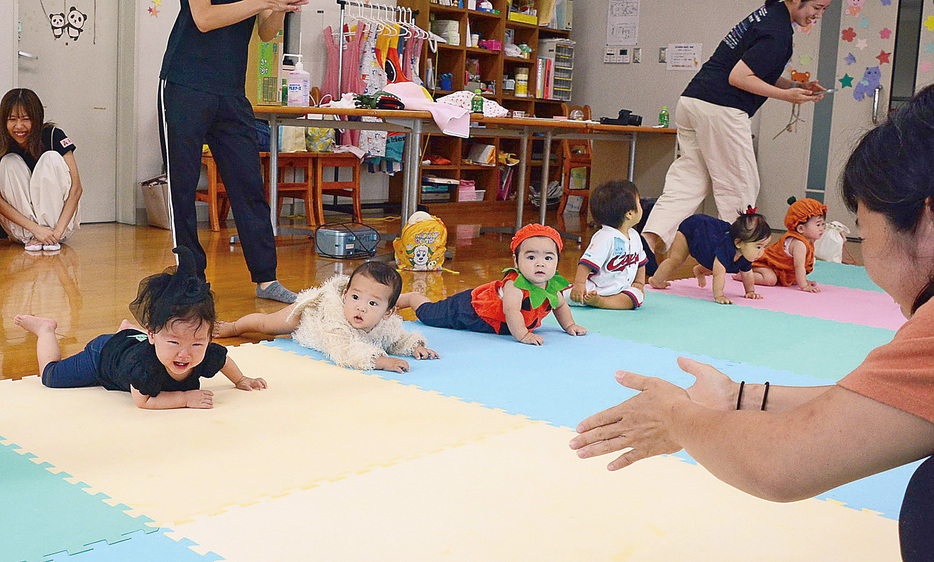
<box><xmin>394</xmin><ymin>0</ymin><xmax>572</xmax><ymax>209</ymax></box>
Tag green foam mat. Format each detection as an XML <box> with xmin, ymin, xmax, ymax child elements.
<box><xmin>809</xmin><ymin>261</ymin><xmax>883</xmax><ymax>293</ymax></box>
<box><xmin>0</xmin><ymin>438</ymin><xmax>156</xmax><ymax>562</ymax></box>
<box><xmin>556</xmin><ymin>291</ymin><xmax>895</xmax><ymax>382</ymax></box>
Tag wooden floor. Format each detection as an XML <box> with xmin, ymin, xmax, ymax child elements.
<box><xmin>0</xmin><ymin>207</ymin><xmax>862</xmax><ymax>381</ymax></box>
<box><xmin>0</xmin><ymin>207</ymin><xmax>597</xmax><ymax>380</ymax></box>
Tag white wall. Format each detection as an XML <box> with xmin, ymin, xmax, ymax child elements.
<box><xmin>0</xmin><ymin>3</ymin><xmax>16</xmax><ymax>94</ymax></box>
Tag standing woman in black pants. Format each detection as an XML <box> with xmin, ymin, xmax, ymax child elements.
<box><xmin>159</xmin><ymin>0</ymin><xmax>307</xmax><ymax>303</ymax></box>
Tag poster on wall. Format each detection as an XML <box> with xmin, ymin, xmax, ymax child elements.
<box><xmin>667</xmin><ymin>43</ymin><xmax>702</xmax><ymax>71</ymax></box>
<box><xmin>606</xmin><ymin>0</ymin><xmax>639</xmax><ymax>46</ymax></box>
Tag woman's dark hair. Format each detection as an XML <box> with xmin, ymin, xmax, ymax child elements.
<box><xmin>0</xmin><ymin>89</ymin><xmax>47</xmax><ymax>160</ymax></box>
<box><xmin>348</xmin><ymin>261</ymin><xmax>403</xmax><ymax>308</ymax></box>
<box><xmin>730</xmin><ymin>210</ymin><xmax>772</xmax><ymax>244</ymax></box>
<box><xmin>766</xmin><ymin>0</ymin><xmax>811</xmax><ymax>5</ymax></box>
<box><xmin>129</xmin><ymin>247</ymin><xmax>216</xmax><ymax>333</ymax></box>
<box><xmin>590</xmin><ymin>180</ymin><xmax>640</xmax><ymax>229</ymax></box>
<box><xmin>842</xmin><ymin>84</ymin><xmax>934</xmax><ymax>312</ymax></box>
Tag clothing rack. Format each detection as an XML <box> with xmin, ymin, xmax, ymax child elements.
<box><xmin>335</xmin><ymin>0</ymin><xmax>420</xmax><ymax>95</ymax></box>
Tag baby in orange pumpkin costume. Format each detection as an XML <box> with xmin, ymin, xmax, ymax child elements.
<box><xmin>744</xmin><ymin>197</ymin><xmax>827</xmax><ymax>292</ymax></box>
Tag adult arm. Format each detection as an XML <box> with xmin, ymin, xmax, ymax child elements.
<box><xmin>51</xmin><ymin>151</ymin><xmax>83</xmax><ymax>242</ymax></box>
<box><xmin>571</xmin><ymin>362</ymin><xmax>934</xmax><ymax>502</ymax></box>
<box><xmin>729</xmin><ymin>60</ymin><xmax>819</xmax><ymax>104</ymax></box>
<box><xmin>188</xmin><ymin>0</ymin><xmax>305</xmax><ymax>35</ymax></box>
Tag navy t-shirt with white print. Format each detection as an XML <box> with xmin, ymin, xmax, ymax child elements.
<box><xmin>7</xmin><ymin>125</ymin><xmax>76</xmax><ymax>172</ymax></box>
<box><xmin>681</xmin><ymin>2</ymin><xmax>794</xmax><ymax>117</ymax></box>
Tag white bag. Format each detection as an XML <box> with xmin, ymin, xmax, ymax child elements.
<box><xmin>814</xmin><ymin>221</ymin><xmax>850</xmax><ymax>263</ymax></box>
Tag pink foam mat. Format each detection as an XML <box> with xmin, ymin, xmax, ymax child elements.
<box><xmin>646</xmin><ymin>276</ymin><xmax>906</xmax><ymax>331</ymax></box>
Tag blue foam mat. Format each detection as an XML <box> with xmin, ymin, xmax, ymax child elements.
<box><xmin>810</xmin><ymin>260</ymin><xmax>884</xmax><ymax>293</ymax></box>
<box><xmin>264</xmin><ymin>328</ymin><xmax>917</xmax><ymax>519</ymax></box>
<box><xmin>44</xmin><ymin>530</ymin><xmax>223</xmax><ymax>562</ymax></box>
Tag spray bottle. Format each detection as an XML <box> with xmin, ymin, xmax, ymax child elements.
<box><xmin>286</xmin><ymin>54</ymin><xmax>310</xmax><ymax>107</ymax></box>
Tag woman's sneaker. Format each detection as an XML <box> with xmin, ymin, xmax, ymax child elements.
<box><xmin>24</xmin><ymin>242</ymin><xmax>43</xmax><ymax>252</ymax></box>
<box><xmin>42</xmin><ymin>244</ymin><xmax>61</xmax><ymax>251</ymax></box>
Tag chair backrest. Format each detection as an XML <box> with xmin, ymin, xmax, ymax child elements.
<box><xmin>562</xmin><ymin>104</ymin><xmax>592</xmax><ymax>160</ymax></box>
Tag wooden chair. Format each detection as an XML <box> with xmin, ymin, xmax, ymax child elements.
<box><xmin>314</xmin><ymin>153</ymin><xmax>362</xmax><ymax>224</ymax></box>
<box><xmin>556</xmin><ymin>104</ymin><xmax>593</xmax><ymax>215</ymax></box>
<box><xmin>273</xmin><ymin>152</ymin><xmax>318</xmax><ymax>226</ymax></box>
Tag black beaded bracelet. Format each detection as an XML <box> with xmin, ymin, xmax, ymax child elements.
<box><xmin>736</xmin><ymin>381</ymin><xmax>745</xmax><ymax>411</ymax></box>
<box><xmin>761</xmin><ymin>381</ymin><xmax>770</xmax><ymax>411</ymax></box>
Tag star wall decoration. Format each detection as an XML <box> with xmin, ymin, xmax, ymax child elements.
<box><xmin>845</xmin><ymin>53</ymin><xmax>857</xmax><ymax>65</ymax></box>
<box><xmin>857</xmin><ymin>39</ymin><xmax>868</xmax><ymax>50</ymax></box>
<box><xmin>839</xmin><ymin>74</ymin><xmax>854</xmax><ymax>88</ymax></box>
<box><xmin>925</xmin><ymin>15</ymin><xmax>934</xmax><ymax>32</ymax></box>
<box><xmin>877</xmin><ymin>50</ymin><xmax>891</xmax><ymax>64</ymax></box>
<box><xmin>922</xmin><ymin>61</ymin><xmax>932</xmax><ymax>73</ymax></box>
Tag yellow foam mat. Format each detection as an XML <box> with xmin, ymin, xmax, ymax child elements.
<box><xmin>0</xmin><ymin>343</ymin><xmax>533</xmax><ymax>527</ymax></box>
<box><xmin>170</xmin><ymin>422</ymin><xmax>898</xmax><ymax>561</ymax></box>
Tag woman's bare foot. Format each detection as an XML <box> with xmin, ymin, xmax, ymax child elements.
<box><xmin>693</xmin><ymin>264</ymin><xmax>708</xmax><ymax>288</ymax></box>
<box><xmin>14</xmin><ymin>315</ymin><xmax>58</xmax><ymax>335</ymax></box>
<box><xmin>648</xmin><ymin>276</ymin><xmax>670</xmax><ymax>290</ymax></box>
<box><xmin>213</xmin><ymin>320</ymin><xmax>239</xmax><ymax>338</ymax></box>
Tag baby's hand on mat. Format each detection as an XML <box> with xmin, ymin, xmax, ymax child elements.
<box><xmin>714</xmin><ymin>295</ymin><xmax>733</xmax><ymax>305</ymax></box>
<box><xmin>414</xmin><ymin>346</ymin><xmax>440</xmax><ymax>360</ymax></box>
<box><xmin>565</xmin><ymin>323</ymin><xmax>588</xmax><ymax>336</ymax></box>
<box><xmin>518</xmin><ymin>332</ymin><xmax>544</xmax><ymax>346</ymax></box>
<box><xmin>375</xmin><ymin>356</ymin><xmax>410</xmax><ymax>373</ymax></box>
<box><xmin>186</xmin><ymin>389</ymin><xmax>214</xmax><ymax>409</ymax></box>
<box><xmin>744</xmin><ymin>291</ymin><xmax>763</xmax><ymax>300</ymax></box>
<box><xmin>800</xmin><ymin>282</ymin><xmax>820</xmax><ymax>293</ymax></box>
<box><xmin>236</xmin><ymin>376</ymin><xmax>267</xmax><ymax>391</ymax></box>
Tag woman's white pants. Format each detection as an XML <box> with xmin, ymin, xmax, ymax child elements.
<box><xmin>0</xmin><ymin>152</ymin><xmax>79</xmax><ymax>244</ymax></box>
<box><xmin>643</xmin><ymin>96</ymin><xmax>760</xmax><ymax>251</ymax></box>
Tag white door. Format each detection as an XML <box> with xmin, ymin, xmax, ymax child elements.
<box><xmin>16</xmin><ymin>0</ymin><xmax>118</xmax><ymax>222</ymax></box>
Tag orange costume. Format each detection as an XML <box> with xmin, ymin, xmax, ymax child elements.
<box><xmin>753</xmin><ymin>198</ymin><xmax>827</xmax><ymax>286</ymax></box>
<box><xmin>471</xmin><ymin>269</ymin><xmax>568</xmax><ymax>334</ymax></box>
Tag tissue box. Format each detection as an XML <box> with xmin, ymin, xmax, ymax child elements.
<box><xmin>458</xmin><ymin>189</ymin><xmax>486</xmax><ymax>202</ymax></box>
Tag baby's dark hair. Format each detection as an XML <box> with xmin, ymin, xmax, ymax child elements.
<box><xmin>349</xmin><ymin>261</ymin><xmax>403</xmax><ymax>308</ymax></box>
<box><xmin>730</xmin><ymin>208</ymin><xmax>772</xmax><ymax>243</ymax></box>
<box><xmin>590</xmin><ymin>180</ymin><xmax>640</xmax><ymax>228</ymax></box>
<box><xmin>129</xmin><ymin>247</ymin><xmax>216</xmax><ymax>334</ymax></box>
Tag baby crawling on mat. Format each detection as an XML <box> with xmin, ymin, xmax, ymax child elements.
<box><xmin>216</xmin><ymin>261</ymin><xmax>438</xmax><ymax>373</ymax></box>
<box><xmin>396</xmin><ymin>223</ymin><xmax>587</xmax><ymax>345</ymax></box>
<box><xmin>15</xmin><ymin>247</ymin><xmax>266</xmax><ymax>409</ymax></box>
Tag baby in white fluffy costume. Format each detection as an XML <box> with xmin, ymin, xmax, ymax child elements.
<box><xmin>215</xmin><ymin>262</ymin><xmax>438</xmax><ymax>373</ymax></box>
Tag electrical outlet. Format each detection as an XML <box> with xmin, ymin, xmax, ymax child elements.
<box><xmin>633</xmin><ymin>47</ymin><xmax>641</xmax><ymax>63</ymax></box>
<box><xmin>659</xmin><ymin>47</ymin><xmax>667</xmax><ymax>63</ymax></box>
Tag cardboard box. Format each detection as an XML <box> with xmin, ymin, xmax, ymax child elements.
<box><xmin>141</xmin><ymin>176</ymin><xmax>172</xmax><ymax>230</ymax></box>
<box><xmin>245</xmin><ymin>22</ymin><xmax>283</xmax><ymax>106</ymax></box>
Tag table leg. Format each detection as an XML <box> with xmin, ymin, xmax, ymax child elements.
<box><xmin>515</xmin><ymin>128</ymin><xmax>529</xmax><ymax>230</ymax></box>
<box><xmin>401</xmin><ymin>118</ymin><xmax>422</xmax><ymax>226</ymax></box>
<box><xmin>269</xmin><ymin>114</ymin><xmax>280</xmax><ymax>237</ymax></box>
<box><xmin>628</xmin><ymin>132</ymin><xmax>637</xmax><ymax>182</ymax></box>
<box><xmin>538</xmin><ymin>129</ymin><xmax>553</xmax><ymax>226</ymax></box>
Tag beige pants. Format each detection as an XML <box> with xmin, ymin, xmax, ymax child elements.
<box><xmin>643</xmin><ymin>96</ymin><xmax>760</xmax><ymax>251</ymax></box>
<box><xmin>0</xmin><ymin>152</ymin><xmax>79</xmax><ymax>244</ymax></box>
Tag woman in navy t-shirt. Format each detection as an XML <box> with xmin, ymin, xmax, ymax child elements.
<box><xmin>643</xmin><ymin>0</ymin><xmax>832</xmax><ymax>256</ymax></box>
<box><xmin>0</xmin><ymin>88</ymin><xmax>83</xmax><ymax>251</ymax></box>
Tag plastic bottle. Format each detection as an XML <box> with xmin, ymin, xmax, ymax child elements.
<box><xmin>659</xmin><ymin>106</ymin><xmax>670</xmax><ymax>128</ymax></box>
<box><xmin>472</xmin><ymin>89</ymin><xmax>484</xmax><ymax>114</ymax></box>
<box><xmin>287</xmin><ymin>55</ymin><xmax>310</xmax><ymax>107</ymax></box>
<box><xmin>281</xmin><ymin>78</ymin><xmax>287</xmax><ymax>106</ymax></box>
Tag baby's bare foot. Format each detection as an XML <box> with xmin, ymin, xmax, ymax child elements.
<box><xmin>213</xmin><ymin>320</ymin><xmax>237</xmax><ymax>338</ymax></box>
<box><xmin>693</xmin><ymin>265</ymin><xmax>707</xmax><ymax>288</ymax></box>
<box><xmin>14</xmin><ymin>315</ymin><xmax>58</xmax><ymax>335</ymax></box>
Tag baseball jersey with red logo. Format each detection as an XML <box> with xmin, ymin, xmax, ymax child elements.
<box><xmin>577</xmin><ymin>225</ymin><xmax>647</xmax><ymax>296</ymax></box>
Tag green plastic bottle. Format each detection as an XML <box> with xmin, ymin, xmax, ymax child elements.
<box><xmin>472</xmin><ymin>89</ymin><xmax>484</xmax><ymax>114</ymax></box>
<box><xmin>659</xmin><ymin>106</ymin><xmax>670</xmax><ymax>127</ymax></box>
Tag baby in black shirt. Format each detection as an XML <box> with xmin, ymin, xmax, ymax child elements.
<box><xmin>15</xmin><ymin>246</ymin><xmax>265</xmax><ymax>409</ymax></box>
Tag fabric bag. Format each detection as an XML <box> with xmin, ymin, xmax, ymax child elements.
<box><xmin>305</xmin><ymin>113</ymin><xmax>336</xmax><ymax>152</ymax></box>
<box><xmin>814</xmin><ymin>220</ymin><xmax>850</xmax><ymax>263</ymax></box>
<box><xmin>393</xmin><ymin>211</ymin><xmax>448</xmax><ymax>271</ymax></box>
